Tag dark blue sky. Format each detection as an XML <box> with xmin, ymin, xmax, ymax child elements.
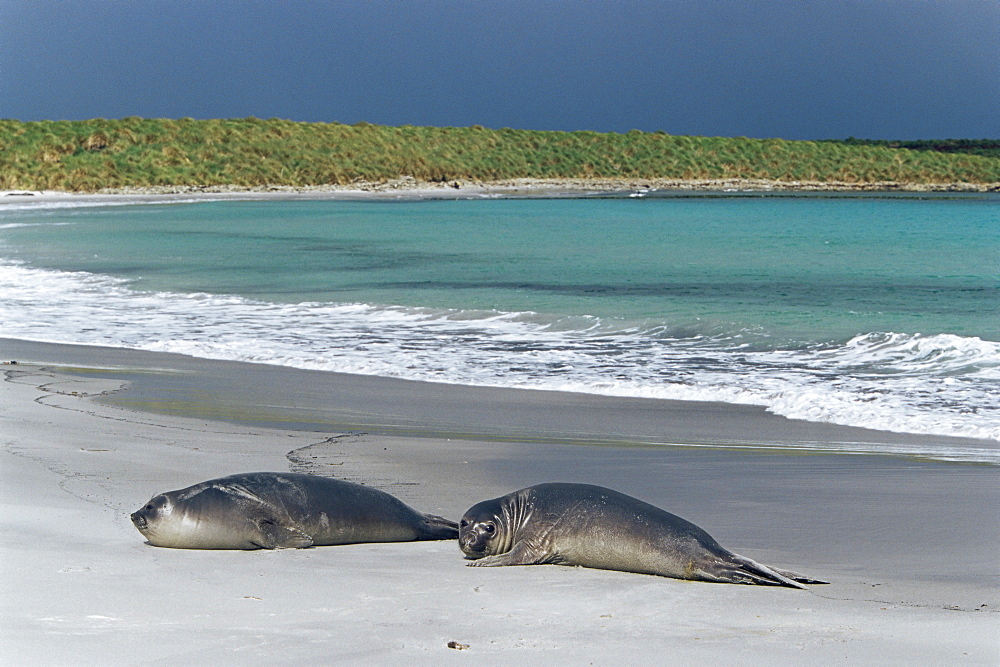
<box><xmin>2</xmin><ymin>1</ymin><xmax>997</xmax><ymax>139</ymax></box>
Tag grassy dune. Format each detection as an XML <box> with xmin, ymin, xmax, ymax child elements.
<box><xmin>820</xmin><ymin>137</ymin><xmax>1000</xmax><ymax>159</ymax></box>
<box><xmin>1</xmin><ymin>117</ymin><xmax>998</xmax><ymax>191</ymax></box>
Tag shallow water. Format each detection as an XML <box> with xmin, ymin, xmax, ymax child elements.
<box><xmin>2</xmin><ymin>192</ymin><xmax>998</xmax><ymax>445</ymax></box>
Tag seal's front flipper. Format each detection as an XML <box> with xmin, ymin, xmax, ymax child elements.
<box><xmin>467</xmin><ymin>541</ymin><xmax>549</xmax><ymax>567</ymax></box>
<box><xmin>253</xmin><ymin>521</ymin><xmax>314</xmax><ymax>549</ymax></box>
<box><xmin>418</xmin><ymin>513</ymin><xmax>460</xmax><ymax>540</ymax></box>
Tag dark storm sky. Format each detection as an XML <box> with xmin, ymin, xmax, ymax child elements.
<box><xmin>2</xmin><ymin>0</ymin><xmax>997</xmax><ymax>139</ymax></box>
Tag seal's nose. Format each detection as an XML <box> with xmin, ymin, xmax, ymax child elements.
<box><xmin>459</xmin><ymin>531</ymin><xmax>482</xmax><ymax>555</ymax></box>
<box><xmin>131</xmin><ymin>512</ymin><xmax>146</xmax><ymax>529</ymax></box>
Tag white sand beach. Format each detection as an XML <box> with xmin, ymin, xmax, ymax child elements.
<box><xmin>3</xmin><ymin>173</ymin><xmax>997</xmax><ymax>210</ymax></box>
<box><xmin>2</xmin><ymin>341</ymin><xmax>997</xmax><ymax>664</ymax></box>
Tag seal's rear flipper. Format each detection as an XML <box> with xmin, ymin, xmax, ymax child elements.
<box><xmin>775</xmin><ymin>568</ymin><xmax>829</xmax><ymax>585</ymax></box>
<box><xmin>702</xmin><ymin>554</ymin><xmax>808</xmax><ymax>589</ymax></box>
<box><xmin>418</xmin><ymin>514</ymin><xmax>460</xmax><ymax>540</ymax></box>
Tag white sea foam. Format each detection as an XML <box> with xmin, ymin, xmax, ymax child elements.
<box><xmin>0</xmin><ymin>195</ymin><xmax>226</xmax><ymax>212</ymax></box>
<box><xmin>0</xmin><ymin>222</ymin><xmax>77</xmax><ymax>230</ymax></box>
<box><xmin>2</xmin><ymin>260</ymin><xmax>998</xmax><ymax>455</ymax></box>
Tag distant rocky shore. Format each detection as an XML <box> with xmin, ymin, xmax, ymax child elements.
<box><xmin>4</xmin><ymin>177</ymin><xmax>997</xmax><ymax>203</ymax></box>
<box><xmin>87</xmin><ymin>176</ymin><xmax>998</xmax><ymax>196</ymax></box>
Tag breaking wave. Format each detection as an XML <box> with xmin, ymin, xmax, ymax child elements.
<box><xmin>2</xmin><ymin>260</ymin><xmax>998</xmax><ymax>448</ymax></box>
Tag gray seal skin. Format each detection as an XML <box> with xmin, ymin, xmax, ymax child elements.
<box><xmin>131</xmin><ymin>472</ymin><xmax>458</xmax><ymax>549</ymax></box>
<box><xmin>459</xmin><ymin>483</ymin><xmax>826</xmax><ymax>588</ymax></box>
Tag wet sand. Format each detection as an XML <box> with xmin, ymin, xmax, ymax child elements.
<box><xmin>1</xmin><ymin>339</ymin><xmax>997</xmax><ymax>663</ymax></box>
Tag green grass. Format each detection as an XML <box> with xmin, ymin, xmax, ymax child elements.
<box><xmin>822</xmin><ymin>137</ymin><xmax>1000</xmax><ymax>159</ymax></box>
<box><xmin>1</xmin><ymin>117</ymin><xmax>998</xmax><ymax>191</ymax></box>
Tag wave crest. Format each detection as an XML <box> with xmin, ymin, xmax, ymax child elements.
<box><xmin>1</xmin><ymin>260</ymin><xmax>997</xmax><ymax>446</ymax></box>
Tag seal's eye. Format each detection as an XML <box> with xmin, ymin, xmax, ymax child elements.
<box><xmin>145</xmin><ymin>504</ymin><xmax>153</xmax><ymax>511</ymax></box>
<box><xmin>484</xmin><ymin>522</ymin><xmax>496</xmax><ymax>534</ymax></box>
<box><xmin>459</xmin><ymin>519</ymin><xmax>469</xmax><ymax>528</ymax></box>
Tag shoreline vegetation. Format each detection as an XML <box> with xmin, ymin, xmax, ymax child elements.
<box><xmin>2</xmin><ymin>117</ymin><xmax>997</xmax><ymax>193</ymax></box>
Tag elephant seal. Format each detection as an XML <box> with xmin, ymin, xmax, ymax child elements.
<box><xmin>131</xmin><ymin>472</ymin><xmax>458</xmax><ymax>549</ymax></box>
<box><xmin>459</xmin><ymin>483</ymin><xmax>826</xmax><ymax>588</ymax></box>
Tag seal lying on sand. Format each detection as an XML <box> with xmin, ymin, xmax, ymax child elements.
<box><xmin>459</xmin><ymin>483</ymin><xmax>826</xmax><ymax>588</ymax></box>
<box><xmin>131</xmin><ymin>472</ymin><xmax>458</xmax><ymax>549</ymax></box>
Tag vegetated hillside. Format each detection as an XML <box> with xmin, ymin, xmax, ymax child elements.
<box><xmin>823</xmin><ymin>138</ymin><xmax>1000</xmax><ymax>159</ymax></box>
<box><xmin>1</xmin><ymin>117</ymin><xmax>998</xmax><ymax>191</ymax></box>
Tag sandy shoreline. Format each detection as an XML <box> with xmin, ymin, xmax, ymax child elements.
<box><xmin>2</xmin><ymin>340</ymin><xmax>998</xmax><ymax>663</ymax></box>
<box><xmin>3</xmin><ymin>338</ymin><xmax>997</xmax><ymax>464</ymax></box>
<box><xmin>2</xmin><ymin>175</ymin><xmax>998</xmax><ymax>206</ymax></box>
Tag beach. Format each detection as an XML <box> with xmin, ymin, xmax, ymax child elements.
<box><xmin>3</xmin><ymin>174</ymin><xmax>999</xmax><ymax>207</ymax></box>
<box><xmin>2</xmin><ymin>339</ymin><xmax>997</xmax><ymax>664</ymax></box>
<box><xmin>6</xmin><ymin>2</ymin><xmax>998</xmax><ymax>661</ymax></box>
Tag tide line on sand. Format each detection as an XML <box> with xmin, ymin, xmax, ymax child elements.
<box><xmin>1</xmin><ymin>344</ymin><xmax>998</xmax><ymax>663</ymax></box>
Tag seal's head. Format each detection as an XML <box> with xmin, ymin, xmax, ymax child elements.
<box><xmin>459</xmin><ymin>499</ymin><xmax>505</xmax><ymax>559</ymax></box>
<box><xmin>130</xmin><ymin>494</ymin><xmax>175</xmax><ymax>545</ymax></box>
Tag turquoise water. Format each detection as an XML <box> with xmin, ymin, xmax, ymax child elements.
<box><xmin>2</xmin><ymin>192</ymin><xmax>998</xmax><ymax>445</ymax></box>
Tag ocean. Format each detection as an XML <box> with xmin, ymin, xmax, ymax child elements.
<box><xmin>2</xmin><ymin>192</ymin><xmax>998</xmax><ymax>454</ymax></box>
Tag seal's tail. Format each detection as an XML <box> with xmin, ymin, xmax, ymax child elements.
<box><xmin>418</xmin><ymin>513</ymin><xmax>460</xmax><ymax>540</ymax></box>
